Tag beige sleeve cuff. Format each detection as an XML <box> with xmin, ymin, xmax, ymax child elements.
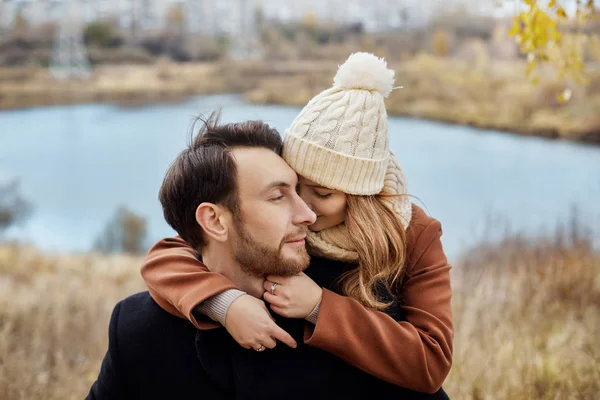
<box><xmin>196</xmin><ymin>289</ymin><xmax>247</xmax><ymax>326</ymax></box>
<box><xmin>306</xmin><ymin>299</ymin><xmax>321</xmax><ymax>325</ymax></box>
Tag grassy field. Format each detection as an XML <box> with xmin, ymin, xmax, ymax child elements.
<box><xmin>0</xmin><ymin>227</ymin><xmax>598</xmax><ymax>399</ymax></box>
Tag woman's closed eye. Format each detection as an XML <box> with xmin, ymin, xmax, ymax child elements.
<box><xmin>314</xmin><ymin>190</ymin><xmax>332</xmax><ymax>199</ymax></box>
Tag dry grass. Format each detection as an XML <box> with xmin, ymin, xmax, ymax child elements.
<box><xmin>0</xmin><ymin>62</ymin><xmax>228</xmax><ymax>110</ymax></box>
<box><xmin>447</xmin><ymin>230</ymin><xmax>600</xmax><ymax>399</ymax></box>
<box><xmin>0</xmin><ymin>246</ymin><xmax>145</xmax><ymax>399</ymax></box>
<box><xmin>0</xmin><ymin>226</ymin><xmax>598</xmax><ymax>399</ymax></box>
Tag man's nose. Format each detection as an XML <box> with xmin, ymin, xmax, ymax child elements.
<box><xmin>297</xmin><ymin>190</ymin><xmax>315</xmax><ymax>212</ymax></box>
<box><xmin>294</xmin><ymin>197</ymin><xmax>317</xmax><ymax>226</ymax></box>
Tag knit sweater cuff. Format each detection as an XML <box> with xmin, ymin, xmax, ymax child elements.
<box><xmin>306</xmin><ymin>300</ymin><xmax>321</xmax><ymax>325</ymax></box>
<box><xmin>197</xmin><ymin>289</ymin><xmax>247</xmax><ymax>326</ymax></box>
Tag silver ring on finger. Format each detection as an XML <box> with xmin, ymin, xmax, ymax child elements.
<box><xmin>270</xmin><ymin>283</ymin><xmax>278</xmax><ymax>295</ymax></box>
<box><xmin>255</xmin><ymin>345</ymin><xmax>266</xmax><ymax>352</ymax></box>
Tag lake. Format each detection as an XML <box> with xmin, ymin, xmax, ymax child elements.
<box><xmin>1</xmin><ymin>94</ymin><xmax>599</xmax><ymax>262</ymax></box>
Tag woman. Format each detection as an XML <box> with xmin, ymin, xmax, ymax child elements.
<box><xmin>142</xmin><ymin>53</ymin><xmax>453</xmax><ymax>395</ymax></box>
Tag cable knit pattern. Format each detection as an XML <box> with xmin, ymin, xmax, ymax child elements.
<box><xmin>288</xmin><ymin>88</ymin><xmax>346</xmax><ymax>142</ymax></box>
<box><xmin>283</xmin><ymin>53</ymin><xmax>398</xmax><ymax>195</ymax></box>
<box><xmin>355</xmin><ymin>93</ymin><xmax>382</xmax><ymax>159</ymax></box>
<box><xmin>373</xmin><ymin>109</ymin><xmax>390</xmax><ymax>160</ymax></box>
<box><xmin>381</xmin><ymin>152</ymin><xmax>412</xmax><ymax>226</ymax></box>
<box><xmin>335</xmin><ymin>90</ymin><xmax>365</xmax><ymax>155</ymax></box>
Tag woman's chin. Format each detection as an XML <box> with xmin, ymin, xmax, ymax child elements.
<box><xmin>308</xmin><ymin>222</ymin><xmax>327</xmax><ymax>232</ymax></box>
<box><xmin>308</xmin><ymin>225</ymin><xmax>322</xmax><ymax>232</ymax></box>
<box><xmin>309</xmin><ymin>220</ymin><xmax>344</xmax><ymax>232</ymax></box>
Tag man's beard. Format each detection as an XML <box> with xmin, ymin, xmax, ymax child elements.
<box><xmin>231</xmin><ymin>216</ymin><xmax>310</xmax><ymax>278</ymax></box>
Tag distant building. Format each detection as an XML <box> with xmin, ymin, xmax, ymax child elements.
<box><xmin>1</xmin><ymin>0</ymin><xmax>440</xmax><ymax>37</ymax></box>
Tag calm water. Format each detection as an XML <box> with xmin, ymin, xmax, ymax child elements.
<box><xmin>1</xmin><ymin>94</ymin><xmax>599</xmax><ymax>262</ymax></box>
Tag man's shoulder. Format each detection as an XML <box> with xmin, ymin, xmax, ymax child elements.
<box><xmin>115</xmin><ymin>291</ymin><xmax>169</xmax><ymax>326</ymax></box>
<box><xmin>98</xmin><ymin>297</ymin><xmax>227</xmax><ymax>398</ymax></box>
<box><xmin>116</xmin><ymin>291</ymin><xmax>164</xmax><ymax>318</ymax></box>
<box><xmin>111</xmin><ymin>291</ymin><xmax>196</xmax><ymax>346</ymax></box>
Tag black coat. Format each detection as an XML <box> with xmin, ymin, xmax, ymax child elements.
<box><xmin>87</xmin><ymin>257</ymin><xmax>450</xmax><ymax>400</ymax></box>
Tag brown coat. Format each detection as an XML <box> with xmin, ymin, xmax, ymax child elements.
<box><xmin>141</xmin><ymin>204</ymin><xmax>453</xmax><ymax>393</ymax></box>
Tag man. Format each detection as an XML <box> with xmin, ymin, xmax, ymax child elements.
<box><xmin>87</xmin><ymin>112</ymin><xmax>317</xmax><ymax>399</ymax></box>
<box><xmin>87</xmin><ymin>113</ymin><xmax>447</xmax><ymax>400</ymax></box>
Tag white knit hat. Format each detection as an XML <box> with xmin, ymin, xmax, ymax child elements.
<box><xmin>282</xmin><ymin>52</ymin><xmax>396</xmax><ymax>195</ymax></box>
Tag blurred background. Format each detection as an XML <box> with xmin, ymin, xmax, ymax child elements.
<box><xmin>0</xmin><ymin>1</ymin><xmax>599</xmax><ymax>399</ymax></box>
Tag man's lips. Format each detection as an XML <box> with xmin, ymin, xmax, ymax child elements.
<box><xmin>285</xmin><ymin>235</ymin><xmax>306</xmax><ymax>244</ymax></box>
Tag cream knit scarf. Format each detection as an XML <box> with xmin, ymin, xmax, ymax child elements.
<box><xmin>305</xmin><ymin>152</ymin><xmax>413</xmax><ymax>262</ymax></box>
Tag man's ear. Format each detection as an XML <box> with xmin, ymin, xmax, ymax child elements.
<box><xmin>195</xmin><ymin>203</ymin><xmax>229</xmax><ymax>243</ymax></box>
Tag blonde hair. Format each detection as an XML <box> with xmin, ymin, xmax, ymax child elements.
<box><xmin>339</xmin><ymin>192</ymin><xmax>408</xmax><ymax>310</ymax></box>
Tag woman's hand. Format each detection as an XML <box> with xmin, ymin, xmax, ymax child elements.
<box><xmin>263</xmin><ymin>273</ymin><xmax>323</xmax><ymax>319</ymax></box>
<box><xmin>225</xmin><ymin>295</ymin><xmax>297</xmax><ymax>351</ymax></box>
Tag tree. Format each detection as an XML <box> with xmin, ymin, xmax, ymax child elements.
<box><xmin>0</xmin><ymin>180</ymin><xmax>31</xmax><ymax>235</ymax></box>
<box><xmin>507</xmin><ymin>0</ymin><xmax>598</xmax><ymax>100</ymax></box>
<box><xmin>94</xmin><ymin>206</ymin><xmax>147</xmax><ymax>255</ymax></box>
<box><xmin>432</xmin><ymin>29</ymin><xmax>452</xmax><ymax>57</ymax></box>
<box><xmin>255</xmin><ymin>6</ymin><xmax>265</xmax><ymax>33</ymax></box>
<box><xmin>166</xmin><ymin>3</ymin><xmax>186</xmax><ymax>37</ymax></box>
<box><xmin>301</xmin><ymin>11</ymin><xmax>319</xmax><ymax>30</ymax></box>
<box><xmin>84</xmin><ymin>22</ymin><xmax>123</xmax><ymax>48</ymax></box>
<box><xmin>12</xmin><ymin>8</ymin><xmax>28</xmax><ymax>38</ymax></box>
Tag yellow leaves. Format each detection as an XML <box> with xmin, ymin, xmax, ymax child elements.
<box><xmin>526</xmin><ymin>58</ymin><xmax>540</xmax><ymax>85</ymax></box>
<box><xmin>551</xmin><ymin>29</ymin><xmax>562</xmax><ymax>44</ymax></box>
<box><xmin>509</xmin><ymin>16</ymin><xmax>521</xmax><ymax>37</ymax></box>
<box><xmin>557</xmin><ymin>33</ymin><xmax>590</xmax><ymax>84</ymax></box>
<box><xmin>512</xmin><ymin>4</ymin><xmax>555</xmax><ymax>84</ymax></box>
<box><xmin>513</xmin><ymin>3</ymin><xmax>561</xmax><ymax>58</ymax></box>
<box><xmin>526</xmin><ymin>59</ymin><xmax>536</xmax><ymax>76</ymax></box>
<box><xmin>509</xmin><ymin>0</ymin><xmax>596</xmax><ymax>89</ymax></box>
<box><xmin>556</xmin><ymin>88</ymin><xmax>572</xmax><ymax>103</ymax></box>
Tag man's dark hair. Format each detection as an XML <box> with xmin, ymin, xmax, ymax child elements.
<box><xmin>159</xmin><ymin>110</ymin><xmax>283</xmax><ymax>251</ymax></box>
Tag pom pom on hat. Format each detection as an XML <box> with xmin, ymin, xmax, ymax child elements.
<box><xmin>333</xmin><ymin>52</ymin><xmax>395</xmax><ymax>98</ymax></box>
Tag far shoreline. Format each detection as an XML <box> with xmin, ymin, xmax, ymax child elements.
<box><xmin>1</xmin><ymin>56</ymin><xmax>599</xmax><ymax>146</ymax></box>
